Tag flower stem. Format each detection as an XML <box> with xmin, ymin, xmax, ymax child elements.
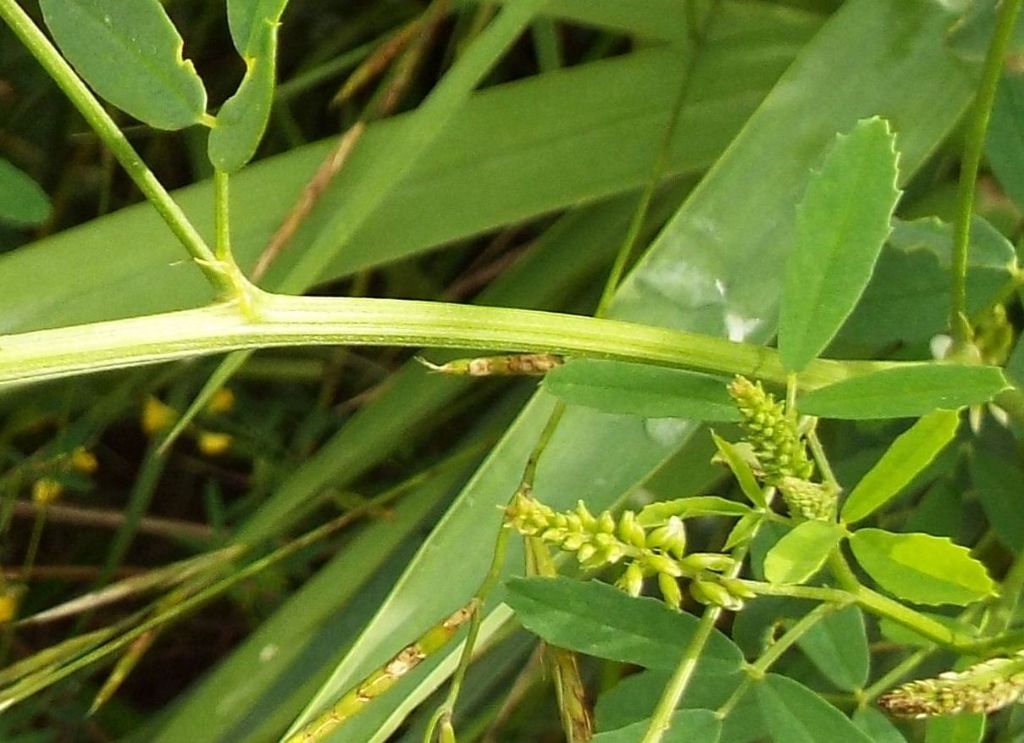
<box><xmin>949</xmin><ymin>0</ymin><xmax>1024</xmax><ymax>351</ymax></box>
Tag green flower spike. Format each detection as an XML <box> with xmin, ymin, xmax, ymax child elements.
<box><xmin>728</xmin><ymin>376</ymin><xmax>813</xmax><ymax>483</ymax></box>
<box><xmin>879</xmin><ymin>651</ymin><xmax>1024</xmax><ymax>718</ymax></box>
<box><xmin>778</xmin><ymin>476</ymin><xmax>838</xmax><ymax>521</ymax></box>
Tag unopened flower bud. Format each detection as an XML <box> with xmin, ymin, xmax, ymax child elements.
<box><xmin>142</xmin><ymin>396</ymin><xmax>177</xmax><ymax>435</ymax></box>
<box><xmin>679</xmin><ymin>553</ymin><xmax>735</xmax><ymax>573</ymax></box>
<box><xmin>70</xmin><ymin>447</ymin><xmax>98</xmax><ymax>474</ymax></box>
<box><xmin>598</xmin><ymin>511</ymin><xmax>616</xmax><ymax>535</ymax></box>
<box><xmin>643</xmin><ymin>553</ymin><xmax>683</xmax><ymax>578</ymax></box>
<box><xmin>690</xmin><ymin>577</ymin><xmax>744</xmax><ymax>611</ymax></box>
<box><xmin>198</xmin><ymin>431</ymin><xmax>232</xmax><ymax>456</ymax></box>
<box><xmin>647</xmin><ymin>516</ymin><xmax>686</xmax><ymax>558</ymax></box>
<box><xmin>575</xmin><ymin>500</ymin><xmax>597</xmax><ymax>530</ymax></box>
<box><xmin>617</xmin><ymin>511</ymin><xmax>646</xmax><ymax>548</ymax></box>
<box><xmin>32</xmin><ymin>478</ymin><xmax>63</xmax><ymax>506</ymax></box>
<box><xmin>617</xmin><ymin>562</ymin><xmax>645</xmax><ymax>597</ymax></box>
<box><xmin>658</xmin><ymin>573</ymin><xmax>682</xmax><ymax>610</ymax></box>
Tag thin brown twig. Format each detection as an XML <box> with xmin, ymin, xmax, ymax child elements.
<box><xmin>331</xmin><ymin>17</ymin><xmax>423</xmax><ymax>108</ymax></box>
<box><xmin>251</xmin><ymin>0</ymin><xmax>451</xmax><ymax>283</ymax></box>
<box><xmin>4</xmin><ymin>565</ymin><xmax>142</xmax><ymax>582</ymax></box>
<box><xmin>10</xmin><ymin>500</ymin><xmax>214</xmax><ymax>542</ymax></box>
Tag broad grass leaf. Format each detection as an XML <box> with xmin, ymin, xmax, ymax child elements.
<box><xmin>228</xmin><ymin>0</ymin><xmax>289</xmax><ymax>57</ymax></box>
<box><xmin>0</xmin><ymin>159</ymin><xmax>49</xmax><ymax>227</ymax></box>
<box><xmin>505</xmin><ymin>577</ymin><xmax>743</xmax><ymax>673</ymax></box>
<box><xmin>592</xmin><ymin>710</ymin><xmax>721</xmax><ymax>743</ymax></box>
<box><xmin>756</xmin><ymin>674</ymin><xmax>873</xmax><ymax>742</ymax></box>
<box><xmin>851</xmin><ymin>707</ymin><xmax>907</xmax><ymax>743</ymax></box>
<box><xmin>970</xmin><ymin>448</ymin><xmax>1024</xmax><ymax>552</ymax></box>
<box><xmin>208</xmin><ymin>23</ymin><xmax>277</xmax><ymax>172</ymax></box>
<box><xmin>800</xmin><ymin>364</ymin><xmax>1007</xmax><ymax>419</ymax></box>
<box><xmin>797</xmin><ymin>606</ymin><xmax>869</xmax><ymax>692</ymax></box>
<box><xmin>39</xmin><ymin>0</ymin><xmax>206</xmax><ymax>130</ymax></box>
<box><xmin>764</xmin><ymin>521</ymin><xmax>845</xmax><ymax>585</ymax></box>
<box><xmin>841</xmin><ymin>410</ymin><xmax>959</xmax><ymax>524</ymax></box>
<box><xmin>848</xmin><ymin>529</ymin><xmax>994</xmax><ymax>606</ymax></box>
<box><xmin>638</xmin><ymin>496</ymin><xmax>751</xmax><ymax>526</ymax></box>
<box><xmin>778</xmin><ymin>117</ymin><xmax>900</xmax><ymax>372</ymax></box>
<box><xmin>543</xmin><ymin>360</ymin><xmax>738</xmax><ymax>421</ymax></box>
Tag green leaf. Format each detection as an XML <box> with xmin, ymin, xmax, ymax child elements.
<box><xmin>848</xmin><ymin>529</ymin><xmax>995</xmax><ymax>606</ymax></box>
<box><xmin>39</xmin><ymin>0</ymin><xmax>206</xmax><ymax>130</ymax></box>
<box><xmin>208</xmin><ymin>23</ymin><xmax>277</xmax><ymax>172</ymax></box>
<box><xmin>724</xmin><ymin>512</ymin><xmax>764</xmax><ymax>551</ymax></box>
<box><xmin>878</xmin><ymin>614</ymin><xmax>979</xmax><ymax>648</ymax></box>
<box><xmin>778</xmin><ymin>117</ymin><xmax>901</xmax><ymax>372</ymax></box>
<box><xmin>756</xmin><ymin>674</ymin><xmax>873</xmax><ymax>743</ymax></box>
<box><xmin>594</xmin><ymin>669</ymin><xmax>741</xmax><ymax>732</ymax></box>
<box><xmin>970</xmin><ymin>448</ymin><xmax>1024</xmax><ymax>552</ymax></box>
<box><xmin>711</xmin><ymin>433</ymin><xmax>766</xmax><ymax>508</ymax></box>
<box><xmin>504</xmin><ymin>577</ymin><xmax>743</xmax><ymax>673</ymax></box>
<box><xmin>764</xmin><ymin>521</ymin><xmax>846</xmax><ymax>585</ymax></box>
<box><xmin>543</xmin><ymin>360</ymin><xmax>738</xmax><ymax>421</ymax></box>
<box><xmin>0</xmin><ymin>159</ymin><xmax>49</xmax><ymax>227</ymax></box>
<box><xmin>841</xmin><ymin>410</ymin><xmax>960</xmax><ymax>524</ymax></box>
<box><xmin>988</xmin><ymin>69</ymin><xmax>1024</xmax><ymax>211</ymax></box>
<box><xmin>592</xmin><ymin>709</ymin><xmax>721</xmax><ymax>743</ymax></box>
<box><xmin>797</xmin><ymin>606</ymin><xmax>869</xmax><ymax>692</ymax></box>
<box><xmin>228</xmin><ymin>0</ymin><xmax>289</xmax><ymax>57</ymax></box>
<box><xmin>800</xmin><ymin>364</ymin><xmax>1007</xmax><ymax>420</ymax></box>
<box><xmin>838</xmin><ymin>218</ymin><xmax>1013</xmax><ymax>348</ymax></box>
<box><xmin>638</xmin><ymin>496</ymin><xmax>751</xmax><ymax>526</ymax></box>
<box><xmin>887</xmin><ymin>216</ymin><xmax>1017</xmax><ymax>272</ymax></box>
<box><xmin>925</xmin><ymin>713</ymin><xmax>985</xmax><ymax>743</ymax></box>
<box><xmin>851</xmin><ymin>707</ymin><xmax>907</xmax><ymax>743</ymax></box>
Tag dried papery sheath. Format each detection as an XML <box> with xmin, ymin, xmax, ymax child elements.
<box><xmin>416</xmin><ymin>353</ymin><xmax>563</xmax><ymax>376</ymax></box>
<box><xmin>284</xmin><ymin>602</ymin><xmax>475</xmax><ymax>742</ymax></box>
<box><xmin>879</xmin><ymin>651</ymin><xmax>1024</xmax><ymax>718</ymax></box>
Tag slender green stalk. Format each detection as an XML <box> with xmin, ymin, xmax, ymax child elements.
<box><xmin>643</xmin><ymin>493</ymin><xmax>766</xmax><ymax>743</ymax></box>
<box><xmin>425</xmin><ymin>402</ymin><xmax>568</xmax><ymax>742</ymax></box>
<box><xmin>735</xmin><ymin>579</ymin><xmax>852</xmax><ymax>604</ymax></box>
<box><xmin>949</xmin><ymin>0</ymin><xmax>1024</xmax><ymax>350</ymax></box>
<box><xmin>0</xmin><ymin>293</ymin><xmax>899</xmax><ymax>390</ymax></box>
<box><xmin>213</xmin><ymin>170</ymin><xmax>232</xmax><ymax>263</ymax></box>
<box><xmin>716</xmin><ymin>603</ymin><xmax>838</xmax><ymax>719</ymax></box>
<box><xmin>641</xmin><ymin>605</ymin><xmax>721</xmax><ymax>743</ymax></box>
<box><xmin>595</xmin><ymin>2</ymin><xmax>712</xmax><ymax>316</ymax></box>
<box><xmin>0</xmin><ymin>0</ymin><xmax>242</xmax><ymax>299</ymax></box>
<box><xmin>828</xmin><ymin>551</ymin><xmax>972</xmax><ymax>649</ymax></box>
<box><xmin>863</xmin><ymin>648</ymin><xmax>930</xmax><ymax>703</ymax></box>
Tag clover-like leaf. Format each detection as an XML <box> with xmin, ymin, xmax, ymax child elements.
<box><xmin>779</xmin><ymin>117</ymin><xmax>900</xmax><ymax>372</ymax></box>
<box><xmin>40</xmin><ymin>0</ymin><xmax>206</xmax><ymax>130</ymax></box>
<box><xmin>848</xmin><ymin>529</ymin><xmax>994</xmax><ymax>606</ymax></box>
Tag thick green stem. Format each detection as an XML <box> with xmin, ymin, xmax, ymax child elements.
<box><xmin>949</xmin><ymin>0</ymin><xmax>1024</xmax><ymax>350</ymax></box>
<box><xmin>0</xmin><ymin>0</ymin><xmax>242</xmax><ymax>299</ymax></box>
<box><xmin>0</xmin><ymin>293</ymin><xmax>900</xmax><ymax>389</ymax></box>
